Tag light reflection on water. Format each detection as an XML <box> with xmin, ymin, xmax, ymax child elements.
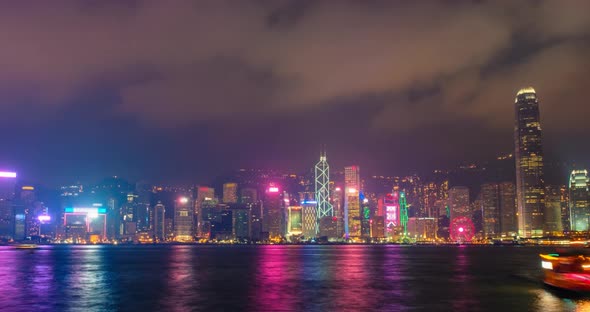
<box><xmin>160</xmin><ymin>245</ymin><xmax>197</xmax><ymax>312</ymax></box>
<box><xmin>1</xmin><ymin>245</ymin><xmax>590</xmax><ymax>311</ymax></box>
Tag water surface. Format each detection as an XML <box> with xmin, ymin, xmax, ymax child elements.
<box><xmin>0</xmin><ymin>245</ymin><xmax>588</xmax><ymax>311</ymax></box>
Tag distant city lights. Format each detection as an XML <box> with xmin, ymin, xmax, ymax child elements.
<box><xmin>64</xmin><ymin>207</ymin><xmax>107</xmax><ymax>214</ymax></box>
<box><xmin>0</xmin><ymin>171</ymin><xmax>17</xmax><ymax>178</ymax></box>
<box><xmin>268</xmin><ymin>187</ymin><xmax>279</xmax><ymax>193</ymax></box>
<box><xmin>38</xmin><ymin>215</ymin><xmax>51</xmax><ymax>223</ymax></box>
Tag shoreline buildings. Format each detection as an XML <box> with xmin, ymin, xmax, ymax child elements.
<box><xmin>344</xmin><ymin>166</ymin><xmax>361</xmax><ymax>239</ymax></box>
<box><xmin>569</xmin><ymin>170</ymin><xmax>590</xmax><ymax>232</ymax></box>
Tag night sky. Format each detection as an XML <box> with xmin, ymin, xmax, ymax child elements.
<box><xmin>1</xmin><ymin>1</ymin><xmax>589</xmax><ymax>186</ymax></box>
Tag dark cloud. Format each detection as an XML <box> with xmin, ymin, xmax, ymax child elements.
<box><xmin>0</xmin><ymin>1</ymin><xmax>589</xmax><ymax>183</ymax></box>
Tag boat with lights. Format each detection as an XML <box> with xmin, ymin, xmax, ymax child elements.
<box><xmin>13</xmin><ymin>244</ymin><xmax>38</xmax><ymax>249</ymax></box>
<box><xmin>540</xmin><ymin>252</ymin><xmax>590</xmax><ymax>292</ymax></box>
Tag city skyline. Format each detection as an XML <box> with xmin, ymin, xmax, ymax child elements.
<box><xmin>1</xmin><ymin>2</ymin><xmax>589</xmax><ymax>185</ymax></box>
<box><xmin>1</xmin><ymin>110</ymin><xmax>588</xmax><ymax>242</ymax></box>
<box><xmin>3</xmin><ymin>3</ymin><xmax>590</xmax><ymax>311</ymax></box>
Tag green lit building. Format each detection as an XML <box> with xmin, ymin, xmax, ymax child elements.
<box><xmin>569</xmin><ymin>170</ymin><xmax>589</xmax><ymax>232</ymax></box>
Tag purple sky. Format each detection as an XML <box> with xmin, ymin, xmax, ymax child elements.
<box><xmin>0</xmin><ymin>1</ymin><xmax>589</xmax><ymax>185</ymax></box>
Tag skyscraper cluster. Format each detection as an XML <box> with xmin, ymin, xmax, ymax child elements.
<box><xmin>0</xmin><ymin>87</ymin><xmax>588</xmax><ymax>244</ymax></box>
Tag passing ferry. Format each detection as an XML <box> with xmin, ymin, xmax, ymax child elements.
<box><xmin>540</xmin><ymin>252</ymin><xmax>590</xmax><ymax>292</ymax></box>
<box><xmin>13</xmin><ymin>244</ymin><xmax>38</xmax><ymax>249</ymax></box>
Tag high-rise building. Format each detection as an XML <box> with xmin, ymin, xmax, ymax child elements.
<box><xmin>249</xmin><ymin>202</ymin><xmax>263</xmax><ymax>241</ymax></box>
<box><xmin>422</xmin><ymin>180</ymin><xmax>449</xmax><ymax>218</ymax></box>
<box><xmin>449</xmin><ymin>186</ymin><xmax>470</xmax><ymax>220</ymax></box>
<box><xmin>0</xmin><ymin>171</ymin><xmax>16</xmax><ymax>238</ymax></box>
<box><xmin>135</xmin><ymin>181</ymin><xmax>152</xmax><ymax>232</ymax></box>
<box><xmin>545</xmin><ymin>186</ymin><xmax>564</xmax><ymax>234</ymax></box>
<box><xmin>315</xmin><ymin>149</ymin><xmax>333</xmax><ymax>219</ymax></box>
<box><xmin>383</xmin><ymin>193</ymin><xmax>401</xmax><ymax>239</ymax></box>
<box><xmin>165</xmin><ymin>218</ymin><xmax>174</xmax><ymax>241</ymax></box>
<box><xmin>210</xmin><ymin>204</ymin><xmax>233</xmax><ymax>241</ymax></box>
<box><xmin>195</xmin><ymin>186</ymin><xmax>215</xmax><ymax>237</ymax></box>
<box><xmin>231</xmin><ymin>204</ymin><xmax>250</xmax><ymax>240</ymax></box>
<box><xmin>153</xmin><ymin>202</ymin><xmax>166</xmax><ymax>242</ymax></box>
<box><xmin>331</xmin><ymin>186</ymin><xmax>344</xmax><ymax>238</ymax></box>
<box><xmin>223</xmin><ymin>183</ymin><xmax>238</xmax><ymax>204</ymax></box>
<box><xmin>360</xmin><ymin>195</ymin><xmax>371</xmax><ymax>239</ymax></box>
<box><xmin>499</xmin><ymin>182</ymin><xmax>517</xmax><ymax>235</ymax></box>
<box><xmin>263</xmin><ymin>185</ymin><xmax>284</xmax><ymax>241</ymax></box>
<box><xmin>63</xmin><ymin>205</ymin><xmax>108</xmax><ymax>242</ymax></box>
<box><xmin>301</xmin><ymin>200</ymin><xmax>317</xmax><ymax>239</ymax></box>
<box><xmin>173</xmin><ymin>196</ymin><xmax>194</xmax><ymax>242</ymax></box>
<box><xmin>287</xmin><ymin>206</ymin><xmax>302</xmax><ymax>237</ymax></box>
<box><xmin>240</xmin><ymin>188</ymin><xmax>257</xmax><ymax>204</ymax></box>
<box><xmin>569</xmin><ymin>170</ymin><xmax>590</xmax><ymax>232</ymax></box>
<box><xmin>0</xmin><ymin>171</ymin><xmax>16</xmax><ymax>199</ymax></box>
<box><xmin>558</xmin><ymin>185</ymin><xmax>570</xmax><ymax>232</ymax></box>
<box><xmin>514</xmin><ymin>87</ymin><xmax>545</xmax><ymax>237</ymax></box>
<box><xmin>344</xmin><ymin>166</ymin><xmax>361</xmax><ymax>239</ymax></box>
<box><xmin>407</xmin><ymin>217</ymin><xmax>437</xmax><ymax>240</ymax></box>
<box><xmin>370</xmin><ymin>216</ymin><xmax>385</xmax><ymax>239</ymax></box>
<box><xmin>481</xmin><ymin>183</ymin><xmax>500</xmax><ymax>238</ymax></box>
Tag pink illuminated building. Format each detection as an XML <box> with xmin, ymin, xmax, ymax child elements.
<box><xmin>384</xmin><ymin>192</ymin><xmax>401</xmax><ymax>238</ymax></box>
<box><xmin>264</xmin><ymin>184</ymin><xmax>284</xmax><ymax>240</ymax></box>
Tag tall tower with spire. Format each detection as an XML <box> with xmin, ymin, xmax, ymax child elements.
<box><xmin>315</xmin><ymin>147</ymin><xmax>333</xmax><ymax>220</ymax></box>
<box><xmin>514</xmin><ymin>87</ymin><xmax>545</xmax><ymax>237</ymax></box>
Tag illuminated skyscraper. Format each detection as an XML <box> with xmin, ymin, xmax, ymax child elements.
<box><xmin>514</xmin><ymin>87</ymin><xmax>545</xmax><ymax>237</ymax></box>
<box><xmin>240</xmin><ymin>188</ymin><xmax>257</xmax><ymax>204</ymax></box>
<box><xmin>383</xmin><ymin>193</ymin><xmax>400</xmax><ymax>239</ymax></box>
<box><xmin>301</xmin><ymin>200</ymin><xmax>317</xmax><ymax>239</ymax></box>
<box><xmin>0</xmin><ymin>171</ymin><xmax>16</xmax><ymax>199</ymax></box>
<box><xmin>481</xmin><ymin>183</ymin><xmax>500</xmax><ymax>238</ymax></box>
<box><xmin>407</xmin><ymin>217</ymin><xmax>437</xmax><ymax>240</ymax></box>
<box><xmin>287</xmin><ymin>206</ymin><xmax>302</xmax><ymax>237</ymax></box>
<box><xmin>195</xmin><ymin>186</ymin><xmax>215</xmax><ymax>237</ymax></box>
<box><xmin>230</xmin><ymin>205</ymin><xmax>250</xmax><ymax>240</ymax></box>
<box><xmin>0</xmin><ymin>171</ymin><xmax>16</xmax><ymax>238</ymax></box>
<box><xmin>331</xmin><ymin>186</ymin><xmax>344</xmax><ymax>238</ymax></box>
<box><xmin>153</xmin><ymin>202</ymin><xmax>166</xmax><ymax>242</ymax></box>
<box><xmin>249</xmin><ymin>202</ymin><xmax>263</xmax><ymax>241</ymax></box>
<box><xmin>344</xmin><ymin>166</ymin><xmax>361</xmax><ymax>238</ymax></box>
<box><xmin>569</xmin><ymin>170</ymin><xmax>590</xmax><ymax>232</ymax></box>
<box><xmin>135</xmin><ymin>181</ymin><xmax>152</xmax><ymax>232</ymax></box>
<box><xmin>223</xmin><ymin>183</ymin><xmax>238</xmax><ymax>204</ymax></box>
<box><xmin>173</xmin><ymin>196</ymin><xmax>194</xmax><ymax>242</ymax></box>
<box><xmin>263</xmin><ymin>185</ymin><xmax>284</xmax><ymax>241</ymax></box>
<box><xmin>449</xmin><ymin>186</ymin><xmax>470</xmax><ymax>220</ymax></box>
<box><xmin>360</xmin><ymin>195</ymin><xmax>371</xmax><ymax>239</ymax></box>
<box><xmin>499</xmin><ymin>182</ymin><xmax>517</xmax><ymax>235</ymax></box>
<box><xmin>399</xmin><ymin>192</ymin><xmax>408</xmax><ymax>236</ymax></box>
<box><xmin>545</xmin><ymin>186</ymin><xmax>564</xmax><ymax>234</ymax></box>
<box><xmin>370</xmin><ymin>216</ymin><xmax>385</xmax><ymax>239</ymax></box>
<box><xmin>558</xmin><ymin>185</ymin><xmax>570</xmax><ymax>232</ymax></box>
<box><xmin>315</xmin><ymin>149</ymin><xmax>333</xmax><ymax>219</ymax></box>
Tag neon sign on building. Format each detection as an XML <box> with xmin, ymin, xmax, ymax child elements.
<box><xmin>385</xmin><ymin>193</ymin><xmax>400</xmax><ymax>230</ymax></box>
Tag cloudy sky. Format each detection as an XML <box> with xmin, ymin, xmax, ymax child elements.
<box><xmin>1</xmin><ymin>0</ymin><xmax>589</xmax><ymax>185</ymax></box>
